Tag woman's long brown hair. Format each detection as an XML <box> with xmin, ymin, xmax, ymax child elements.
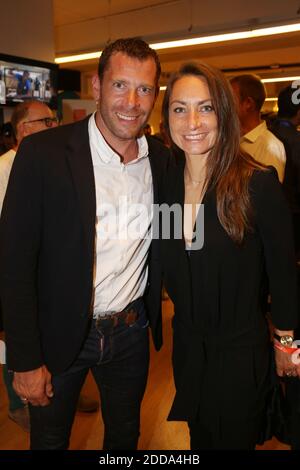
<box><xmin>162</xmin><ymin>62</ymin><xmax>266</xmax><ymax>244</ymax></box>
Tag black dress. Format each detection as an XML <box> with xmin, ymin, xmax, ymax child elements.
<box><xmin>161</xmin><ymin>155</ymin><xmax>298</xmax><ymax>448</ymax></box>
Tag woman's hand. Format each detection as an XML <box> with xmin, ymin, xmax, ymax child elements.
<box><xmin>274</xmin><ymin>345</ymin><xmax>299</xmax><ymax>377</ymax></box>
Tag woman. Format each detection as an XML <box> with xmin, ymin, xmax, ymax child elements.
<box><xmin>161</xmin><ymin>63</ymin><xmax>299</xmax><ymax>449</ymax></box>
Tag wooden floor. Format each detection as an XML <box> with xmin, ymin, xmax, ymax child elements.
<box><xmin>0</xmin><ymin>299</ymin><xmax>290</xmax><ymax>450</ymax></box>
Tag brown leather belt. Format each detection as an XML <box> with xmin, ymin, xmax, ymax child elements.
<box><xmin>95</xmin><ymin>300</ymin><xmax>140</xmax><ymax>329</ymax></box>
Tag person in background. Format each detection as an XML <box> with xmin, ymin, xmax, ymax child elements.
<box><xmin>270</xmin><ymin>84</ymin><xmax>300</xmax><ymax>450</ymax></box>
<box><xmin>270</xmin><ymin>85</ymin><xmax>300</xmax><ymax>258</ymax></box>
<box><xmin>142</xmin><ymin>123</ymin><xmax>152</xmax><ymax>136</ymax></box>
<box><xmin>160</xmin><ymin>62</ymin><xmax>298</xmax><ymax>449</ymax></box>
<box><xmin>230</xmin><ymin>74</ymin><xmax>286</xmax><ymax>182</ymax></box>
<box><xmin>0</xmin><ymin>123</ymin><xmax>17</xmax><ymax>156</ymax></box>
<box><xmin>0</xmin><ymin>37</ymin><xmax>168</xmax><ymax>450</ymax></box>
<box><xmin>16</xmin><ymin>70</ymin><xmax>32</xmax><ymax>98</ymax></box>
<box><xmin>0</xmin><ymin>102</ymin><xmax>58</xmax><ymax>212</ymax></box>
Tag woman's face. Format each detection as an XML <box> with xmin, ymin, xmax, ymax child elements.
<box><xmin>168</xmin><ymin>75</ymin><xmax>218</xmax><ymax>159</ymax></box>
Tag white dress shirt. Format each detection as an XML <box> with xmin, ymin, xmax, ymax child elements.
<box><xmin>240</xmin><ymin>121</ymin><xmax>286</xmax><ymax>182</ymax></box>
<box><xmin>0</xmin><ymin>148</ymin><xmax>16</xmax><ymax>214</ymax></box>
<box><xmin>88</xmin><ymin>113</ymin><xmax>153</xmax><ymax>317</ymax></box>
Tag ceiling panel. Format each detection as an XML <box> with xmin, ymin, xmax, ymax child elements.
<box><xmin>53</xmin><ymin>0</ymin><xmax>168</xmax><ymax>26</ymax></box>
<box><xmin>53</xmin><ymin>0</ymin><xmax>300</xmax><ymax>100</ymax></box>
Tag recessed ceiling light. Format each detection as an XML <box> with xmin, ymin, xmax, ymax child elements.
<box><xmin>55</xmin><ymin>22</ymin><xmax>300</xmax><ymax>64</ymax></box>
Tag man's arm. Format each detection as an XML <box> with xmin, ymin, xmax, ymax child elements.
<box><xmin>254</xmin><ymin>168</ymin><xmax>299</xmax><ymax>376</ymax></box>
<box><xmin>0</xmin><ymin>137</ymin><xmax>43</xmax><ymax>371</ymax></box>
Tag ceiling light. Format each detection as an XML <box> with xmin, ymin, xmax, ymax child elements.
<box><xmin>55</xmin><ymin>22</ymin><xmax>300</xmax><ymax>64</ymax></box>
<box><xmin>151</xmin><ymin>23</ymin><xmax>300</xmax><ymax>51</ymax></box>
<box><xmin>56</xmin><ymin>51</ymin><xmax>101</xmax><ymax>64</ymax></box>
<box><xmin>261</xmin><ymin>76</ymin><xmax>300</xmax><ymax>83</ymax></box>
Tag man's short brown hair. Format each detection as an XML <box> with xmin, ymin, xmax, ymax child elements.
<box><xmin>230</xmin><ymin>74</ymin><xmax>266</xmax><ymax>111</ymax></box>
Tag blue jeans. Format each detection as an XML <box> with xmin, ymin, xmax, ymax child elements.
<box><xmin>29</xmin><ymin>299</ymin><xmax>149</xmax><ymax>450</ymax></box>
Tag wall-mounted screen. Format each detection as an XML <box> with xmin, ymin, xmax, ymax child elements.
<box><xmin>0</xmin><ymin>53</ymin><xmax>58</xmax><ymax>107</ymax></box>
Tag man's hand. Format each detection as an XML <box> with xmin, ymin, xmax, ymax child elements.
<box><xmin>13</xmin><ymin>365</ymin><xmax>54</xmax><ymax>406</ymax></box>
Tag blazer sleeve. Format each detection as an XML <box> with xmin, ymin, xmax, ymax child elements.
<box><xmin>252</xmin><ymin>168</ymin><xmax>298</xmax><ymax>330</ymax></box>
<box><xmin>0</xmin><ymin>136</ymin><xmax>43</xmax><ymax>371</ymax></box>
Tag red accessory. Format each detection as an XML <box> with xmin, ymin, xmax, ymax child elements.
<box><xmin>273</xmin><ymin>341</ymin><xmax>299</xmax><ymax>354</ymax></box>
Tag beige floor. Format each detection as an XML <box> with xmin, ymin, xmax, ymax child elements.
<box><xmin>0</xmin><ymin>299</ymin><xmax>290</xmax><ymax>450</ymax></box>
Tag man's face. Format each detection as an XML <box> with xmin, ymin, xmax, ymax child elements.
<box><xmin>21</xmin><ymin>102</ymin><xmax>58</xmax><ymax>139</ymax></box>
<box><xmin>92</xmin><ymin>52</ymin><xmax>158</xmax><ymax>149</ymax></box>
<box><xmin>230</xmin><ymin>82</ymin><xmax>250</xmax><ymax>126</ymax></box>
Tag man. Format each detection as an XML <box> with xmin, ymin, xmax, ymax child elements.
<box><xmin>0</xmin><ymin>102</ymin><xmax>97</xmax><ymax>431</ymax></box>
<box><xmin>270</xmin><ymin>85</ymin><xmax>300</xmax><ymax>450</ymax></box>
<box><xmin>270</xmin><ymin>85</ymin><xmax>300</xmax><ymax>257</ymax></box>
<box><xmin>0</xmin><ymin>101</ymin><xmax>57</xmax><ymax>211</ymax></box>
<box><xmin>0</xmin><ymin>101</ymin><xmax>57</xmax><ymax>432</ymax></box>
<box><xmin>0</xmin><ymin>38</ymin><xmax>168</xmax><ymax>450</ymax></box>
<box><xmin>0</xmin><ymin>101</ymin><xmax>58</xmax><ymax>432</ymax></box>
<box><xmin>16</xmin><ymin>70</ymin><xmax>32</xmax><ymax>97</ymax></box>
<box><xmin>230</xmin><ymin>74</ymin><xmax>286</xmax><ymax>182</ymax></box>
<box><xmin>0</xmin><ymin>122</ymin><xmax>17</xmax><ymax>156</ymax></box>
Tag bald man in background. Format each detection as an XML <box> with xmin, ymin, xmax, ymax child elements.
<box><xmin>0</xmin><ymin>101</ymin><xmax>58</xmax><ymax>212</ymax></box>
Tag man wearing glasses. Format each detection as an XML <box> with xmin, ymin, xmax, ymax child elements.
<box><xmin>0</xmin><ymin>100</ymin><xmax>58</xmax><ymax>213</ymax></box>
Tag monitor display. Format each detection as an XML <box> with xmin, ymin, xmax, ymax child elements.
<box><xmin>0</xmin><ymin>53</ymin><xmax>58</xmax><ymax>107</ymax></box>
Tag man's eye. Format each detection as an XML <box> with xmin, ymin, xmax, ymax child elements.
<box><xmin>139</xmin><ymin>86</ymin><xmax>152</xmax><ymax>95</ymax></box>
<box><xmin>113</xmin><ymin>82</ymin><xmax>125</xmax><ymax>89</ymax></box>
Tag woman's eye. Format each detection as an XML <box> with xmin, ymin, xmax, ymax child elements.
<box><xmin>173</xmin><ymin>107</ymin><xmax>185</xmax><ymax>113</ymax></box>
<box><xmin>200</xmin><ymin>105</ymin><xmax>214</xmax><ymax>113</ymax></box>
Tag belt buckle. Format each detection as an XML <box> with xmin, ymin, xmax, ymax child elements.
<box><xmin>96</xmin><ymin>304</ymin><xmax>138</xmax><ymax>329</ymax></box>
<box><xmin>95</xmin><ymin>314</ymin><xmax>114</xmax><ymax>330</ymax></box>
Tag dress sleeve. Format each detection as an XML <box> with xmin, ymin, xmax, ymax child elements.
<box><xmin>252</xmin><ymin>167</ymin><xmax>298</xmax><ymax>330</ymax></box>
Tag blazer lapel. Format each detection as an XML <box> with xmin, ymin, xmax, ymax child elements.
<box><xmin>66</xmin><ymin>117</ymin><xmax>96</xmax><ymax>265</ymax></box>
<box><xmin>147</xmin><ymin>138</ymin><xmax>160</xmax><ymax>204</ymax></box>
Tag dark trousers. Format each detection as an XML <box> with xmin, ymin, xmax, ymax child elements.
<box><xmin>29</xmin><ymin>299</ymin><xmax>149</xmax><ymax>450</ymax></box>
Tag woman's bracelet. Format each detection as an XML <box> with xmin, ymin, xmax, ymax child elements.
<box><xmin>273</xmin><ymin>341</ymin><xmax>299</xmax><ymax>354</ymax></box>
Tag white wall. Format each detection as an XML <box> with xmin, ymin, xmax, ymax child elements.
<box><xmin>0</xmin><ymin>0</ymin><xmax>55</xmax><ymax>122</ymax></box>
<box><xmin>0</xmin><ymin>0</ymin><xmax>55</xmax><ymax>62</ymax></box>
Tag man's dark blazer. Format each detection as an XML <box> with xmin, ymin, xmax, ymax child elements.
<box><xmin>0</xmin><ymin>116</ymin><xmax>169</xmax><ymax>374</ymax></box>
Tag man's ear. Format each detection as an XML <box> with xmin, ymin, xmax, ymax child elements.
<box><xmin>92</xmin><ymin>74</ymin><xmax>101</xmax><ymax>103</ymax></box>
<box><xmin>245</xmin><ymin>96</ymin><xmax>256</xmax><ymax>112</ymax></box>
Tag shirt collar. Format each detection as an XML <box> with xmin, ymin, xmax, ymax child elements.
<box><xmin>241</xmin><ymin>121</ymin><xmax>267</xmax><ymax>144</ymax></box>
<box><xmin>89</xmin><ymin>112</ymin><xmax>149</xmax><ymax>164</ymax></box>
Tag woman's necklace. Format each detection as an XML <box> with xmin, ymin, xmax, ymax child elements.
<box><xmin>185</xmin><ymin>169</ymin><xmax>206</xmax><ymax>188</ymax></box>
<box><xmin>189</xmin><ymin>178</ymin><xmax>205</xmax><ymax>187</ymax></box>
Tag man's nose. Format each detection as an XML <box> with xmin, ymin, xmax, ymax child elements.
<box><xmin>125</xmin><ymin>89</ymin><xmax>139</xmax><ymax>108</ymax></box>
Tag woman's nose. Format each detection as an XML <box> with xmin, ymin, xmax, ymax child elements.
<box><xmin>187</xmin><ymin>109</ymin><xmax>200</xmax><ymax>129</ymax></box>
